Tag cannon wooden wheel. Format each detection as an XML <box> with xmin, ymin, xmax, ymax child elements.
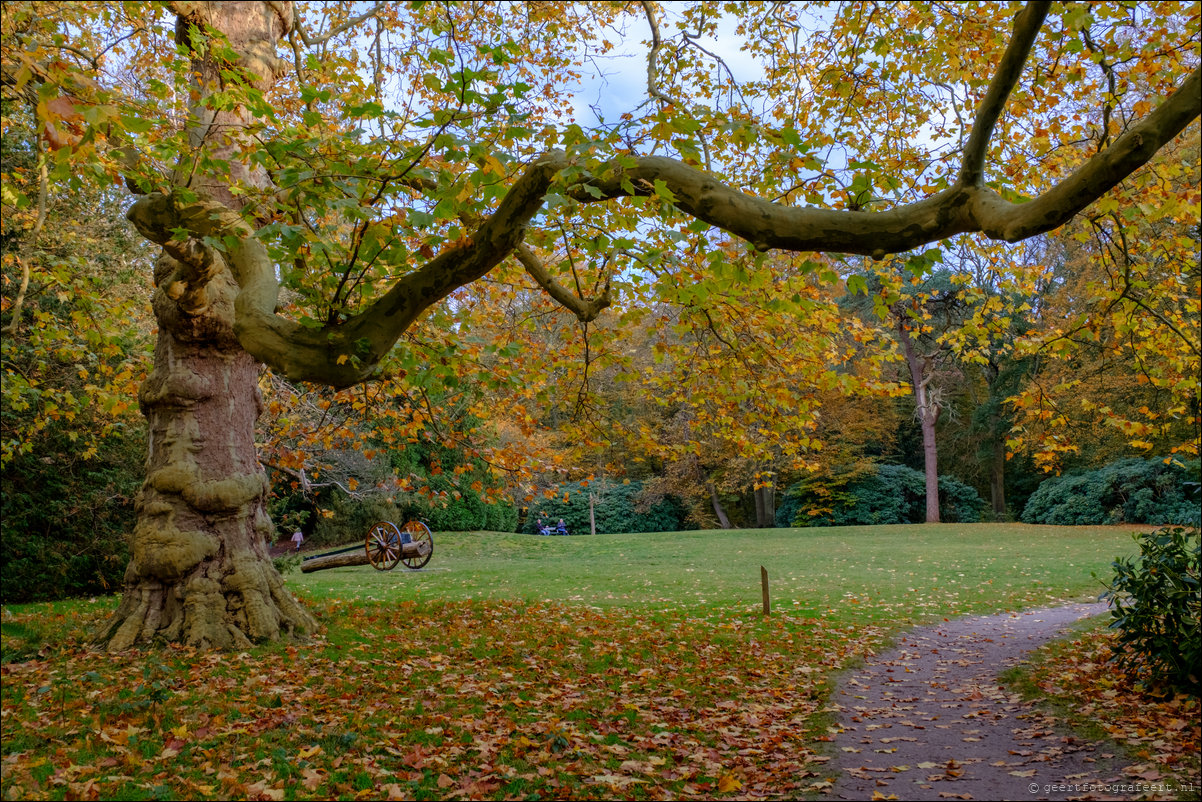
<box><xmin>399</xmin><ymin>520</ymin><xmax>433</xmax><ymax>570</ymax></box>
<box><xmin>365</xmin><ymin>521</ymin><xmax>404</xmax><ymax>571</ymax></box>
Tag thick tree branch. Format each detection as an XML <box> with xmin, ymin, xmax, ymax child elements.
<box><xmin>970</xmin><ymin>65</ymin><xmax>1202</xmax><ymax>242</ymax></box>
<box><xmin>566</xmin><ymin>156</ymin><xmax>975</xmax><ymax>257</ymax></box>
<box><xmin>129</xmin><ymin>152</ymin><xmax>565</xmax><ymax>387</ymax></box>
<box><xmin>957</xmin><ymin>1</ymin><xmax>1051</xmax><ymax>186</ymax></box>
<box><xmin>564</xmin><ymin>63</ymin><xmax>1200</xmax><ymax>255</ymax></box>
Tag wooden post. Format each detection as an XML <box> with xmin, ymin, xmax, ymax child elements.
<box><xmin>760</xmin><ymin>565</ymin><xmax>770</xmax><ymax>616</ymax></box>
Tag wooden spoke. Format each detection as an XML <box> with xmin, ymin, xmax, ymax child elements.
<box><xmin>365</xmin><ymin>521</ymin><xmax>403</xmax><ymax>571</ymax></box>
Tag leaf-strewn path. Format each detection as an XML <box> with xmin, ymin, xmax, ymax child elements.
<box><xmin>831</xmin><ymin>602</ymin><xmax>1128</xmax><ymax>801</ymax></box>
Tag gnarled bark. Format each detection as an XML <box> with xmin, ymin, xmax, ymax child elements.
<box><xmin>99</xmin><ymin>247</ymin><xmax>316</xmax><ymax>650</ymax></box>
<box><xmin>102</xmin><ymin>1</ymin><xmax>315</xmax><ymax>650</ymax></box>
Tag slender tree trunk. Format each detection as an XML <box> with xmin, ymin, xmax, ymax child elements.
<box><xmin>100</xmin><ymin>1</ymin><xmax>315</xmax><ymax>649</ymax></box>
<box><xmin>760</xmin><ymin>472</ymin><xmax>775</xmax><ymax>527</ymax></box>
<box><xmin>918</xmin><ymin>411</ymin><xmax>940</xmax><ymax>523</ymax></box>
<box><xmin>989</xmin><ymin>434</ymin><xmax>1007</xmax><ymax>519</ymax></box>
<box><xmin>900</xmin><ymin>324</ymin><xmax>941</xmax><ymax>523</ymax></box>
<box><xmin>708</xmin><ymin>483</ymin><xmax>733</xmax><ymax>529</ymax></box>
<box><xmin>753</xmin><ymin>483</ymin><xmax>775</xmax><ymax>527</ymax></box>
<box><xmin>983</xmin><ymin>363</ymin><xmax>1007</xmax><ymax>520</ymax></box>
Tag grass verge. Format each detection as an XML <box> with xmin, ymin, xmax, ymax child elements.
<box><xmin>999</xmin><ymin>616</ymin><xmax>1201</xmax><ymax>800</ymax></box>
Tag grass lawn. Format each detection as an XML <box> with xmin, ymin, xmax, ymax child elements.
<box><xmin>4</xmin><ymin>523</ymin><xmax>1189</xmax><ymax>801</ymax></box>
<box><xmin>289</xmin><ymin>522</ymin><xmax>1132</xmax><ymax>626</ymax></box>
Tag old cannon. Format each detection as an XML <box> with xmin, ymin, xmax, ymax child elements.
<box><xmin>300</xmin><ymin>521</ymin><xmax>433</xmax><ymax>573</ymax></box>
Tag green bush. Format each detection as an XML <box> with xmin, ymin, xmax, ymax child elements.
<box><xmin>526</xmin><ymin>479</ymin><xmax>688</xmax><ymax>535</ymax></box>
<box><xmin>1099</xmin><ymin>526</ymin><xmax>1201</xmax><ymax>696</ymax></box>
<box><xmin>305</xmin><ymin>483</ymin><xmax>519</xmax><ymax>547</ymax></box>
<box><xmin>272</xmin><ymin>553</ymin><xmax>303</xmax><ymax>575</ymax></box>
<box><xmin>1</xmin><ymin>425</ymin><xmax>144</xmax><ymax>602</ymax></box>
<box><xmin>417</xmin><ymin>475</ymin><xmax>519</xmax><ymax>533</ymax></box>
<box><xmin>309</xmin><ymin>495</ymin><xmax>404</xmax><ymax>547</ymax></box>
<box><xmin>777</xmin><ymin>464</ymin><xmax>984</xmax><ymax>526</ymax></box>
<box><xmin>1021</xmin><ymin>458</ymin><xmax>1201</xmax><ymax>526</ymax></box>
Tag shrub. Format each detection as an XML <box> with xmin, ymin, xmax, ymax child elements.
<box><xmin>1099</xmin><ymin>526</ymin><xmax>1201</xmax><ymax>696</ymax></box>
<box><xmin>304</xmin><ymin>482</ymin><xmax>519</xmax><ymax>547</ymax></box>
<box><xmin>1</xmin><ymin>425</ymin><xmax>144</xmax><ymax>602</ymax></box>
<box><xmin>526</xmin><ymin>479</ymin><xmax>688</xmax><ymax>535</ymax></box>
<box><xmin>417</xmin><ymin>475</ymin><xmax>519</xmax><ymax>533</ymax></box>
<box><xmin>779</xmin><ymin>464</ymin><xmax>985</xmax><ymax>526</ymax></box>
<box><xmin>1022</xmin><ymin>458</ymin><xmax>1201</xmax><ymax>526</ymax></box>
<box><xmin>272</xmin><ymin>554</ymin><xmax>303</xmax><ymax>575</ymax></box>
<box><xmin>308</xmin><ymin>494</ymin><xmax>405</xmax><ymax>548</ymax></box>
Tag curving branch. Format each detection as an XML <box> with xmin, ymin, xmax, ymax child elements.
<box><xmin>514</xmin><ymin>243</ymin><xmax>612</xmax><ymax>323</ymax></box>
<box><xmin>564</xmin><ymin>64</ymin><xmax>1200</xmax><ymax>255</ymax></box>
<box><xmin>957</xmin><ymin>1</ymin><xmax>1051</xmax><ymax>186</ymax></box>
<box><xmin>129</xmin><ymin>151</ymin><xmax>566</xmax><ymax>388</ymax></box>
<box><xmin>967</xmin><ymin>65</ymin><xmax>1201</xmax><ymax>242</ymax></box>
<box><xmin>2</xmin><ymin>139</ymin><xmax>47</xmax><ymax>337</ymax></box>
<box><xmin>273</xmin><ymin>0</ymin><xmax>386</xmax><ymax>47</ymax></box>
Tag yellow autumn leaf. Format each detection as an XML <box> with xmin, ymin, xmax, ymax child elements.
<box><xmin>717</xmin><ymin>774</ymin><xmax>742</xmax><ymax>793</ymax></box>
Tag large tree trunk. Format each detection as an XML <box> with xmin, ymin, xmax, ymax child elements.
<box><xmin>900</xmin><ymin>324</ymin><xmax>941</xmax><ymax>524</ymax></box>
<box><xmin>100</xmin><ymin>1</ymin><xmax>315</xmax><ymax>649</ymax></box>
<box><xmin>100</xmin><ymin>276</ymin><xmax>315</xmax><ymax>649</ymax></box>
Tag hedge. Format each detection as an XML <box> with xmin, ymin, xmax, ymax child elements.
<box><xmin>525</xmin><ymin>479</ymin><xmax>688</xmax><ymax>535</ymax></box>
<box><xmin>777</xmin><ymin>464</ymin><xmax>985</xmax><ymax>527</ymax></box>
<box><xmin>1021</xmin><ymin>458</ymin><xmax>1200</xmax><ymax>527</ymax></box>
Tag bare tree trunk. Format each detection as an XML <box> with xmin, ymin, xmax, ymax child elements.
<box><xmin>589</xmin><ymin>491</ymin><xmax>597</xmax><ymax>536</ymax></box>
<box><xmin>708</xmin><ymin>483</ymin><xmax>732</xmax><ymax>529</ymax></box>
<box><xmin>982</xmin><ymin>364</ymin><xmax>1008</xmax><ymax>520</ymax></box>
<box><xmin>900</xmin><ymin>324</ymin><xmax>941</xmax><ymax>524</ymax></box>
<box><xmin>989</xmin><ymin>434</ymin><xmax>1007</xmax><ymax>519</ymax></box>
<box><xmin>753</xmin><ymin>485</ymin><xmax>776</xmax><ymax>527</ymax></box>
<box><xmin>918</xmin><ymin>412</ymin><xmax>941</xmax><ymax>523</ymax></box>
<box><xmin>100</xmin><ymin>1</ymin><xmax>315</xmax><ymax>649</ymax></box>
<box><xmin>759</xmin><ymin>473</ymin><xmax>775</xmax><ymax>527</ymax></box>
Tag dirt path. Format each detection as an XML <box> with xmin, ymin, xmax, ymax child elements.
<box><xmin>830</xmin><ymin>602</ymin><xmax>1128</xmax><ymax>801</ymax></box>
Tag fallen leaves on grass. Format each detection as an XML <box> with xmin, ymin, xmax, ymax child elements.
<box><xmin>0</xmin><ymin>598</ymin><xmax>886</xmax><ymax>800</ymax></box>
<box><xmin>1020</xmin><ymin>627</ymin><xmax>1201</xmax><ymax>788</ymax></box>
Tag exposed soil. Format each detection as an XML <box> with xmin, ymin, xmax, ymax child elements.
<box><xmin>828</xmin><ymin>602</ymin><xmax>1147</xmax><ymax>801</ymax></box>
